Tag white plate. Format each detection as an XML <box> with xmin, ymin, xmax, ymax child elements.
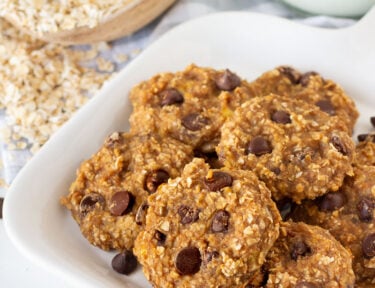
<box><xmin>4</xmin><ymin>8</ymin><xmax>375</xmax><ymax>288</ymax></box>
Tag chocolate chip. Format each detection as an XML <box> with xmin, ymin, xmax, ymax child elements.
<box><xmin>0</xmin><ymin>197</ymin><xmax>3</xmax><ymax>219</ymax></box>
<box><xmin>358</xmin><ymin>134</ymin><xmax>368</xmax><ymax>142</ymax></box>
<box><xmin>194</xmin><ymin>149</ymin><xmax>222</xmax><ymax>169</ymax></box>
<box><xmin>299</xmin><ymin>71</ymin><xmax>318</xmax><ymax>87</ymax></box>
<box><xmin>363</xmin><ymin>233</ymin><xmax>375</xmax><ymax>258</ymax></box>
<box><xmin>109</xmin><ymin>191</ymin><xmax>133</xmax><ymax>216</ymax></box>
<box><xmin>271</xmin><ymin>167</ymin><xmax>281</xmax><ymax>175</ymax></box>
<box><xmin>80</xmin><ymin>193</ymin><xmax>105</xmax><ymax>216</ymax></box>
<box><xmin>246</xmin><ymin>136</ymin><xmax>272</xmax><ymax>156</ymax></box>
<box><xmin>154</xmin><ymin>230</ymin><xmax>167</xmax><ymax>246</ymax></box>
<box><xmin>315</xmin><ymin>99</ymin><xmax>335</xmax><ymax>116</ymax></box>
<box><xmin>271</xmin><ymin>110</ymin><xmax>291</xmax><ymax>124</ymax></box>
<box><xmin>371</xmin><ymin>117</ymin><xmax>375</xmax><ymax>127</ymax></box>
<box><xmin>175</xmin><ymin>247</ymin><xmax>202</xmax><ymax>275</ymax></box>
<box><xmin>331</xmin><ymin>135</ymin><xmax>348</xmax><ymax>155</ymax></box>
<box><xmin>111</xmin><ymin>250</ymin><xmax>138</xmax><ymax>275</ymax></box>
<box><xmin>160</xmin><ymin>88</ymin><xmax>184</xmax><ymax>106</ymax></box>
<box><xmin>144</xmin><ymin>169</ymin><xmax>169</xmax><ymax>193</ymax></box>
<box><xmin>357</xmin><ymin>198</ymin><xmax>375</xmax><ymax>222</ymax></box>
<box><xmin>276</xmin><ymin>198</ymin><xmax>295</xmax><ymax>221</ymax></box>
<box><xmin>295</xmin><ymin>282</ymin><xmax>319</xmax><ymax>288</ymax></box>
<box><xmin>358</xmin><ymin>134</ymin><xmax>375</xmax><ymax>143</ymax></box>
<box><xmin>215</xmin><ymin>69</ymin><xmax>241</xmax><ymax>91</ymax></box>
<box><xmin>318</xmin><ymin>192</ymin><xmax>346</xmax><ymax>212</ymax></box>
<box><xmin>135</xmin><ymin>201</ymin><xmax>148</xmax><ymax>225</ymax></box>
<box><xmin>181</xmin><ymin>113</ymin><xmax>209</xmax><ymax>131</ymax></box>
<box><xmin>244</xmin><ymin>265</ymin><xmax>269</xmax><ymax>287</ymax></box>
<box><xmin>204</xmin><ymin>171</ymin><xmax>233</xmax><ymax>192</ymax></box>
<box><xmin>290</xmin><ymin>241</ymin><xmax>311</xmax><ymax>260</ymax></box>
<box><xmin>211</xmin><ymin>210</ymin><xmax>230</xmax><ymax>233</ymax></box>
<box><xmin>178</xmin><ymin>205</ymin><xmax>199</xmax><ymax>224</ymax></box>
<box><xmin>278</xmin><ymin>66</ymin><xmax>301</xmax><ymax>84</ymax></box>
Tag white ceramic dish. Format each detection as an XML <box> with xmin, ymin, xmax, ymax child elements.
<box><xmin>4</xmin><ymin>8</ymin><xmax>375</xmax><ymax>288</ymax></box>
<box><xmin>283</xmin><ymin>0</ymin><xmax>375</xmax><ymax>17</ymax></box>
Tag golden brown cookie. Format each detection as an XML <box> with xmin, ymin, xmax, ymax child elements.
<box><xmin>134</xmin><ymin>158</ymin><xmax>281</xmax><ymax>288</ymax></box>
<box><xmin>129</xmin><ymin>64</ymin><xmax>253</xmax><ymax>150</ymax></box>
<box><xmin>291</xmin><ymin>165</ymin><xmax>375</xmax><ymax>286</ymax></box>
<box><xmin>257</xmin><ymin>222</ymin><xmax>355</xmax><ymax>287</ymax></box>
<box><xmin>61</xmin><ymin>132</ymin><xmax>193</xmax><ymax>251</ymax></box>
<box><xmin>217</xmin><ymin>94</ymin><xmax>355</xmax><ymax>203</ymax></box>
<box><xmin>355</xmin><ymin>136</ymin><xmax>375</xmax><ymax>166</ymax></box>
<box><xmin>247</xmin><ymin>66</ymin><xmax>359</xmax><ymax>133</ymax></box>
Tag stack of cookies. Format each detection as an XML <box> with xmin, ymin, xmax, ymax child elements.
<box><xmin>62</xmin><ymin>64</ymin><xmax>375</xmax><ymax>287</ymax></box>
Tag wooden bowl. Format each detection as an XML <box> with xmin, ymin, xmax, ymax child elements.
<box><xmin>4</xmin><ymin>0</ymin><xmax>176</xmax><ymax>45</ymax></box>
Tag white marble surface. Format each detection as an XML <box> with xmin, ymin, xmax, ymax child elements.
<box><xmin>0</xmin><ymin>0</ymin><xmax>366</xmax><ymax>286</ymax></box>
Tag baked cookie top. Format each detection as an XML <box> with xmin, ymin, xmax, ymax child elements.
<box><xmin>216</xmin><ymin>94</ymin><xmax>355</xmax><ymax>203</ymax></box>
<box><xmin>129</xmin><ymin>64</ymin><xmax>253</xmax><ymax>149</ymax></box>
<box><xmin>61</xmin><ymin>132</ymin><xmax>193</xmax><ymax>251</ymax></box>
<box><xmin>291</xmin><ymin>165</ymin><xmax>375</xmax><ymax>286</ymax></box>
<box><xmin>247</xmin><ymin>66</ymin><xmax>359</xmax><ymax>133</ymax></box>
<box><xmin>263</xmin><ymin>221</ymin><xmax>355</xmax><ymax>288</ymax></box>
<box><xmin>134</xmin><ymin>158</ymin><xmax>281</xmax><ymax>288</ymax></box>
<box><xmin>355</xmin><ymin>137</ymin><xmax>375</xmax><ymax>166</ymax></box>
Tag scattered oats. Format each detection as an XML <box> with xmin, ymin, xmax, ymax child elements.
<box><xmin>7</xmin><ymin>143</ymin><xmax>17</xmax><ymax>150</ymax></box>
<box><xmin>131</xmin><ymin>48</ymin><xmax>142</xmax><ymax>56</ymax></box>
<box><xmin>0</xmin><ymin>0</ymin><xmax>135</xmax><ymax>37</ymax></box>
<box><xmin>96</xmin><ymin>56</ymin><xmax>115</xmax><ymax>72</ymax></box>
<box><xmin>0</xmin><ymin>178</ymin><xmax>8</xmax><ymax>188</ymax></box>
<box><xmin>16</xmin><ymin>141</ymin><xmax>28</xmax><ymax>150</ymax></box>
<box><xmin>93</xmin><ymin>41</ymin><xmax>112</xmax><ymax>51</ymax></box>
<box><xmin>114</xmin><ymin>53</ymin><xmax>129</xmax><ymax>63</ymax></box>
<box><xmin>0</xmin><ymin>18</ymin><xmax>113</xmax><ymax>154</ymax></box>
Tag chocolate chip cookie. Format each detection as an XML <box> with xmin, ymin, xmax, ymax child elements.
<box><xmin>247</xmin><ymin>66</ymin><xmax>359</xmax><ymax>133</ymax></box>
<box><xmin>133</xmin><ymin>158</ymin><xmax>281</xmax><ymax>288</ymax></box>
<box><xmin>257</xmin><ymin>221</ymin><xmax>355</xmax><ymax>287</ymax></box>
<box><xmin>217</xmin><ymin>94</ymin><xmax>355</xmax><ymax>203</ymax></box>
<box><xmin>291</xmin><ymin>165</ymin><xmax>375</xmax><ymax>286</ymax></box>
<box><xmin>60</xmin><ymin>132</ymin><xmax>193</xmax><ymax>251</ymax></box>
<box><xmin>129</xmin><ymin>64</ymin><xmax>253</xmax><ymax>149</ymax></box>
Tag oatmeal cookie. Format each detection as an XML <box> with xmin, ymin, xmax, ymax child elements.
<box><xmin>247</xmin><ymin>66</ymin><xmax>359</xmax><ymax>133</ymax></box>
<box><xmin>217</xmin><ymin>94</ymin><xmax>355</xmax><ymax>203</ymax></box>
<box><xmin>291</xmin><ymin>165</ymin><xmax>375</xmax><ymax>286</ymax></box>
<box><xmin>133</xmin><ymin>158</ymin><xmax>281</xmax><ymax>288</ymax></box>
<box><xmin>254</xmin><ymin>222</ymin><xmax>355</xmax><ymax>287</ymax></box>
<box><xmin>355</xmin><ymin>136</ymin><xmax>375</xmax><ymax>166</ymax></box>
<box><xmin>60</xmin><ymin>132</ymin><xmax>193</xmax><ymax>251</ymax></box>
<box><xmin>129</xmin><ymin>64</ymin><xmax>252</xmax><ymax>149</ymax></box>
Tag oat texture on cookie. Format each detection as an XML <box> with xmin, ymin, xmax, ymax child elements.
<box><xmin>217</xmin><ymin>94</ymin><xmax>355</xmax><ymax>203</ymax></box>
<box><xmin>258</xmin><ymin>222</ymin><xmax>355</xmax><ymax>287</ymax></box>
<box><xmin>291</xmin><ymin>163</ymin><xmax>375</xmax><ymax>286</ymax></box>
<box><xmin>246</xmin><ymin>66</ymin><xmax>359</xmax><ymax>133</ymax></box>
<box><xmin>129</xmin><ymin>64</ymin><xmax>253</xmax><ymax>149</ymax></box>
<box><xmin>133</xmin><ymin>158</ymin><xmax>281</xmax><ymax>288</ymax></box>
<box><xmin>61</xmin><ymin>132</ymin><xmax>193</xmax><ymax>251</ymax></box>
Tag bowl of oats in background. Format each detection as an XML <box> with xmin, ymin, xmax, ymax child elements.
<box><xmin>0</xmin><ymin>0</ymin><xmax>176</xmax><ymax>44</ymax></box>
